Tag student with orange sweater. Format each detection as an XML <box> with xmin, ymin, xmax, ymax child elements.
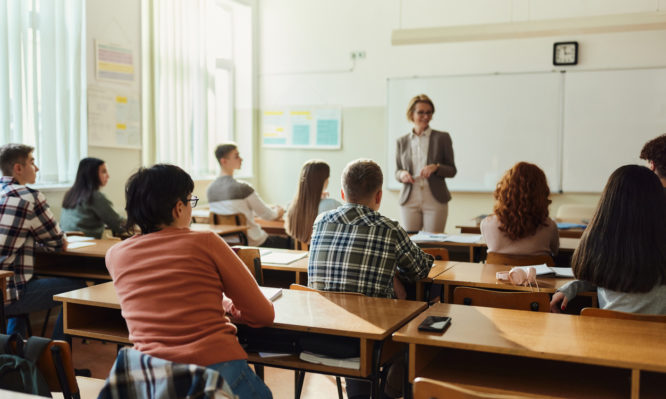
<box><xmin>106</xmin><ymin>164</ymin><xmax>274</xmax><ymax>399</ymax></box>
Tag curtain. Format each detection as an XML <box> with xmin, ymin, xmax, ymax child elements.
<box><xmin>143</xmin><ymin>0</ymin><xmax>216</xmax><ymax>177</ymax></box>
<box><xmin>0</xmin><ymin>0</ymin><xmax>86</xmax><ymax>184</ymax></box>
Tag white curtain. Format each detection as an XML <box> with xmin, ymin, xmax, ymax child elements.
<box><xmin>0</xmin><ymin>0</ymin><xmax>86</xmax><ymax>184</ymax></box>
<box><xmin>143</xmin><ymin>0</ymin><xmax>217</xmax><ymax>177</ymax></box>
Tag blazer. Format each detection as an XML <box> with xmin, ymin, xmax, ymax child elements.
<box><xmin>395</xmin><ymin>129</ymin><xmax>457</xmax><ymax>205</ymax></box>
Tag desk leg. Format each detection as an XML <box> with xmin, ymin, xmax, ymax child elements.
<box><xmin>469</xmin><ymin>247</ymin><xmax>474</xmax><ymax>262</ymax></box>
<box><xmin>295</xmin><ymin>272</ymin><xmax>301</xmax><ymax>285</ymax></box>
<box><xmin>370</xmin><ymin>340</ymin><xmax>384</xmax><ymax>399</ymax></box>
<box><xmin>403</xmin><ymin>347</ymin><xmax>412</xmax><ymax>399</ymax></box>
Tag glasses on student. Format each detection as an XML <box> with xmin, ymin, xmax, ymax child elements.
<box><xmin>187</xmin><ymin>196</ymin><xmax>199</xmax><ymax>208</ymax></box>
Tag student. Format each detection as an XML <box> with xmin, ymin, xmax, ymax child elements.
<box><xmin>0</xmin><ymin>143</ymin><xmax>85</xmax><ymax>339</ymax></box>
<box><xmin>640</xmin><ymin>133</ymin><xmax>666</xmax><ymax>191</ymax></box>
<box><xmin>308</xmin><ymin>159</ymin><xmax>433</xmax><ymax>399</ymax></box>
<box><xmin>285</xmin><ymin>160</ymin><xmax>340</xmax><ymax>244</ymax></box>
<box><xmin>550</xmin><ymin>165</ymin><xmax>666</xmax><ymax>314</ymax></box>
<box><xmin>481</xmin><ymin>162</ymin><xmax>559</xmax><ymax>257</ymax></box>
<box><xmin>207</xmin><ymin>143</ymin><xmax>288</xmax><ymax>248</ymax></box>
<box><xmin>105</xmin><ymin>164</ymin><xmax>274</xmax><ymax>398</ymax></box>
<box><xmin>60</xmin><ymin>157</ymin><xmax>126</xmax><ymax>238</ymax></box>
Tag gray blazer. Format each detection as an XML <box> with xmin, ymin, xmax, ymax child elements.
<box><xmin>395</xmin><ymin>130</ymin><xmax>456</xmax><ymax>205</ymax></box>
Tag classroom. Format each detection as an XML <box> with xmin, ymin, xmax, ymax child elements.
<box><xmin>2</xmin><ymin>0</ymin><xmax>666</xmax><ymax>398</ymax></box>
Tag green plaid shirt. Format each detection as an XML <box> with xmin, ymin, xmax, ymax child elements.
<box><xmin>308</xmin><ymin>203</ymin><xmax>433</xmax><ymax>298</ymax></box>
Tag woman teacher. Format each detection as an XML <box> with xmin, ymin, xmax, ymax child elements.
<box><xmin>395</xmin><ymin>94</ymin><xmax>456</xmax><ymax>233</ymax></box>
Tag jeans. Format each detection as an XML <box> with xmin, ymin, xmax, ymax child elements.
<box><xmin>207</xmin><ymin>359</ymin><xmax>272</xmax><ymax>399</ymax></box>
<box><xmin>4</xmin><ymin>277</ymin><xmax>86</xmax><ymax>340</ymax></box>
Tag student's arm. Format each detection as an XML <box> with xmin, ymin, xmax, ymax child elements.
<box><xmin>208</xmin><ymin>234</ymin><xmax>274</xmax><ymax>327</ymax></box>
<box><xmin>550</xmin><ymin>280</ymin><xmax>596</xmax><ymax>312</ymax></box>
<box><xmin>91</xmin><ymin>191</ymin><xmax>126</xmax><ymax>236</ymax></box>
<box><xmin>393</xmin><ymin>227</ymin><xmax>433</xmax><ymax>282</ymax></box>
<box><xmin>29</xmin><ymin>191</ymin><xmax>66</xmax><ymax>252</ymax></box>
<box><xmin>246</xmin><ymin>192</ymin><xmax>282</xmax><ymax>220</ymax></box>
<box><xmin>434</xmin><ymin>133</ymin><xmax>457</xmax><ymax>178</ymax></box>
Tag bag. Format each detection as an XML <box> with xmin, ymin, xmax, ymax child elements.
<box><xmin>0</xmin><ymin>333</ymin><xmax>52</xmax><ymax>397</ymax></box>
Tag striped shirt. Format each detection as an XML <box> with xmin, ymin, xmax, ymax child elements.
<box><xmin>308</xmin><ymin>203</ymin><xmax>433</xmax><ymax>298</ymax></box>
<box><xmin>0</xmin><ymin>176</ymin><xmax>66</xmax><ymax>301</ymax></box>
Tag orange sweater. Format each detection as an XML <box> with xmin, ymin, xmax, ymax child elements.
<box><xmin>105</xmin><ymin>227</ymin><xmax>274</xmax><ymax>366</ymax></box>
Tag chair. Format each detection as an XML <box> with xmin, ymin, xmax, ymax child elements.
<box><xmin>413</xmin><ymin>377</ymin><xmax>532</xmax><ymax>399</ymax></box>
<box><xmin>422</xmin><ymin>248</ymin><xmax>449</xmax><ymax>261</ymax></box>
<box><xmin>485</xmin><ymin>252</ymin><xmax>555</xmax><ymax>267</ymax></box>
<box><xmin>580</xmin><ymin>307</ymin><xmax>666</xmax><ymax>323</ymax></box>
<box><xmin>64</xmin><ymin>231</ymin><xmax>86</xmax><ymax>237</ymax></box>
<box><xmin>234</xmin><ymin>248</ymin><xmax>263</xmax><ymax>285</ymax></box>
<box><xmin>555</xmin><ymin>204</ymin><xmax>595</xmax><ymax>223</ymax></box>
<box><xmin>453</xmin><ymin>287</ymin><xmax>550</xmax><ymax>312</ymax></box>
<box><xmin>293</xmin><ymin>240</ymin><xmax>309</xmax><ymax>251</ymax></box>
<box><xmin>210</xmin><ymin>212</ymin><xmax>248</xmax><ymax>245</ymax></box>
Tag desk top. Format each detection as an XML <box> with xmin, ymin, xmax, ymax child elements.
<box><xmin>62</xmin><ymin>239</ymin><xmax>120</xmax><ymax>258</ymax></box>
<box><xmin>55</xmin><ymin>282</ymin><xmax>426</xmax><ymax>340</ymax></box>
<box><xmin>189</xmin><ymin>223</ymin><xmax>249</xmax><ymax>235</ymax></box>
<box><xmin>0</xmin><ymin>270</ymin><xmax>14</xmax><ymax>279</ymax></box>
<box><xmin>417</xmin><ymin>234</ymin><xmax>580</xmax><ymax>252</ymax></box>
<box><xmin>457</xmin><ymin>224</ymin><xmax>585</xmax><ymax>239</ymax></box>
<box><xmin>259</xmin><ymin>249</ymin><xmax>309</xmax><ymax>272</ymax></box>
<box><xmin>393</xmin><ymin>303</ymin><xmax>666</xmax><ymax>373</ymax></box>
<box><xmin>432</xmin><ymin>262</ymin><xmax>574</xmax><ymax>293</ymax></box>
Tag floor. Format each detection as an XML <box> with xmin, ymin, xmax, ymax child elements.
<box><xmin>34</xmin><ymin>308</ymin><xmax>347</xmax><ymax>398</ymax></box>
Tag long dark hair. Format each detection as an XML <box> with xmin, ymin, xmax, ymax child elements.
<box><xmin>572</xmin><ymin>165</ymin><xmax>666</xmax><ymax>292</ymax></box>
<box><xmin>62</xmin><ymin>158</ymin><xmax>105</xmax><ymax>209</ymax></box>
<box><xmin>125</xmin><ymin>164</ymin><xmax>194</xmax><ymax>234</ymax></box>
<box><xmin>285</xmin><ymin>160</ymin><xmax>330</xmax><ymax>243</ymax></box>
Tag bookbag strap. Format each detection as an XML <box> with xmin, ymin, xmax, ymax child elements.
<box><xmin>23</xmin><ymin>336</ymin><xmax>52</xmax><ymax>363</ymax></box>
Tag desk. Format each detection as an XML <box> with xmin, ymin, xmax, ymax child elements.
<box><xmin>457</xmin><ymin>224</ymin><xmax>585</xmax><ymax>239</ymax></box>
<box><xmin>393</xmin><ymin>303</ymin><xmax>666</xmax><ymax>398</ymax></box>
<box><xmin>34</xmin><ymin>239</ymin><xmax>118</xmax><ymax>281</ymax></box>
<box><xmin>255</xmin><ymin>218</ymin><xmax>286</xmax><ymax>236</ymax></box>
<box><xmin>54</xmin><ymin>283</ymin><xmax>427</xmax><ymax>397</ymax></box>
<box><xmin>190</xmin><ymin>223</ymin><xmax>249</xmax><ymax>245</ymax></box>
<box><xmin>259</xmin><ymin>250</ymin><xmax>308</xmax><ymax>284</ymax></box>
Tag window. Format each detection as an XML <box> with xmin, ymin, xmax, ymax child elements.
<box><xmin>0</xmin><ymin>0</ymin><xmax>87</xmax><ymax>185</ymax></box>
<box><xmin>143</xmin><ymin>0</ymin><xmax>254</xmax><ymax>178</ymax></box>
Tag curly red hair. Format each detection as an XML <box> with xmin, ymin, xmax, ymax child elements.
<box><xmin>493</xmin><ymin>162</ymin><xmax>551</xmax><ymax>240</ymax></box>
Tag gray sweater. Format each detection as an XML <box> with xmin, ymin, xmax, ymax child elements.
<box><xmin>558</xmin><ymin>280</ymin><xmax>666</xmax><ymax>315</ymax></box>
<box><xmin>60</xmin><ymin>191</ymin><xmax>125</xmax><ymax>238</ymax></box>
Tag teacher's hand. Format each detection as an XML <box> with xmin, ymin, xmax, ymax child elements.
<box><xmin>399</xmin><ymin>170</ymin><xmax>415</xmax><ymax>184</ymax></box>
<box><xmin>420</xmin><ymin>164</ymin><xmax>439</xmax><ymax>178</ymax></box>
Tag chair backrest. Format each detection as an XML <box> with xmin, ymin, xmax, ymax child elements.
<box><xmin>413</xmin><ymin>377</ymin><xmax>530</xmax><ymax>399</ymax></box>
<box><xmin>555</xmin><ymin>204</ymin><xmax>595</xmax><ymax>223</ymax></box>
<box><xmin>580</xmin><ymin>307</ymin><xmax>666</xmax><ymax>323</ymax></box>
<box><xmin>453</xmin><ymin>287</ymin><xmax>550</xmax><ymax>312</ymax></box>
<box><xmin>210</xmin><ymin>212</ymin><xmax>247</xmax><ymax>226</ymax></box>
<box><xmin>485</xmin><ymin>252</ymin><xmax>555</xmax><ymax>267</ymax></box>
<box><xmin>422</xmin><ymin>248</ymin><xmax>449</xmax><ymax>261</ymax></box>
<box><xmin>235</xmin><ymin>248</ymin><xmax>263</xmax><ymax>285</ymax></box>
<box><xmin>293</xmin><ymin>240</ymin><xmax>309</xmax><ymax>251</ymax></box>
<box><xmin>37</xmin><ymin>341</ymin><xmax>80</xmax><ymax>397</ymax></box>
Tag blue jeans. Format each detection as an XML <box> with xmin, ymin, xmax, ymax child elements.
<box><xmin>206</xmin><ymin>359</ymin><xmax>272</xmax><ymax>399</ymax></box>
<box><xmin>4</xmin><ymin>277</ymin><xmax>86</xmax><ymax>340</ymax></box>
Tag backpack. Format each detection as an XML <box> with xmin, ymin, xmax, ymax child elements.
<box><xmin>0</xmin><ymin>333</ymin><xmax>52</xmax><ymax>397</ymax></box>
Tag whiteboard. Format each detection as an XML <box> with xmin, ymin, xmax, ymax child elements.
<box><xmin>562</xmin><ymin>68</ymin><xmax>666</xmax><ymax>192</ymax></box>
<box><xmin>387</xmin><ymin>73</ymin><xmax>563</xmax><ymax>192</ymax></box>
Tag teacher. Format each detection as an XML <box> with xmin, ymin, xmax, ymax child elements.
<box><xmin>395</xmin><ymin>94</ymin><xmax>456</xmax><ymax>233</ymax></box>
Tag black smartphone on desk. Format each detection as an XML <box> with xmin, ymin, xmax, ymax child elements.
<box><xmin>418</xmin><ymin>316</ymin><xmax>451</xmax><ymax>332</ymax></box>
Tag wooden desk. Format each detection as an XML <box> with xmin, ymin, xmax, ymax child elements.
<box><xmin>34</xmin><ymin>239</ymin><xmax>118</xmax><ymax>281</ymax></box>
<box><xmin>54</xmin><ymin>283</ymin><xmax>427</xmax><ymax>396</ymax></box>
<box><xmin>255</xmin><ymin>218</ymin><xmax>286</xmax><ymax>236</ymax></box>
<box><xmin>259</xmin><ymin>249</ymin><xmax>308</xmax><ymax>284</ymax></box>
<box><xmin>457</xmin><ymin>224</ymin><xmax>585</xmax><ymax>238</ymax></box>
<box><xmin>393</xmin><ymin>303</ymin><xmax>666</xmax><ymax>398</ymax></box>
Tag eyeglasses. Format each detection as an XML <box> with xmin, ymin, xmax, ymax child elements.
<box><xmin>187</xmin><ymin>196</ymin><xmax>199</xmax><ymax>208</ymax></box>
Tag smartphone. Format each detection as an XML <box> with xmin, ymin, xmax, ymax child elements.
<box><xmin>418</xmin><ymin>316</ymin><xmax>451</xmax><ymax>332</ymax></box>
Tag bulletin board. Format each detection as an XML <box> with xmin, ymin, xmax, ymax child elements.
<box><xmin>261</xmin><ymin>106</ymin><xmax>342</xmax><ymax>149</ymax></box>
<box><xmin>87</xmin><ymin>85</ymin><xmax>141</xmax><ymax>149</ymax></box>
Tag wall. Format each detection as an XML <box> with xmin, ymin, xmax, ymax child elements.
<box><xmin>45</xmin><ymin>0</ymin><xmax>142</xmax><ymax>219</ymax></box>
<box><xmin>256</xmin><ymin>0</ymin><xmax>666</xmax><ymax>230</ymax></box>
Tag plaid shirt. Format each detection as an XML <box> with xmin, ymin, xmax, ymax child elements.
<box><xmin>0</xmin><ymin>176</ymin><xmax>66</xmax><ymax>302</ymax></box>
<box><xmin>308</xmin><ymin>203</ymin><xmax>433</xmax><ymax>298</ymax></box>
<box><xmin>98</xmin><ymin>347</ymin><xmax>237</xmax><ymax>399</ymax></box>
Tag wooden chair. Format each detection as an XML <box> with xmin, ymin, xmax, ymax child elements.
<box><xmin>555</xmin><ymin>204</ymin><xmax>595</xmax><ymax>223</ymax></box>
<box><xmin>485</xmin><ymin>252</ymin><xmax>555</xmax><ymax>267</ymax></box>
<box><xmin>210</xmin><ymin>212</ymin><xmax>248</xmax><ymax>245</ymax></box>
<box><xmin>453</xmin><ymin>287</ymin><xmax>550</xmax><ymax>312</ymax></box>
<box><xmin>413</xmin><ymin>377</ymin><xmax>532</xmax><ymax>399</ymax></box>
<box><xmin>580</xmin><ymin>307</ymin><xmax>666</xmax><ymax>323</ymax></box>
<box><xmin>422</xmin><ymin>248</ymin><xmax>449</xmax><ymax>261</ymax></box>
<box><xmin>234</xmin><ymin>248</ymin><xmax>263</xmax><ymax>285</ymax></box>
<box><xmin>64</xmin><ymin>231</ymin><xmax>86</xmax><ymax>237</ymax></box>
<box><xmin>293</xmin><ymin>240</ymin><xmax>309</xmax><ymax>251</ymax></box>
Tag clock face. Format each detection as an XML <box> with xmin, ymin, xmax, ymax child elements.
<box><xmin>553</xmin><ymin>42</ymin><xmax>578</xmax><ymax>65</ymax></box>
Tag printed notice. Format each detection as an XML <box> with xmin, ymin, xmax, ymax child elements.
<box><xmin>261</xmin><ymin>106</ymin><xmax>341</xmax><ymax>149</ymax></box>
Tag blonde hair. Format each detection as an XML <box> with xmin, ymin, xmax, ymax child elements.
<box><xmin>285</xmin><ymin>160</ymin><xmax>331</xmax><ymax>243</ymax></box>
<box><xmin>406</xmin><ymin>94</ymin><xmax>435</xmax><ymax>122</ymax></box>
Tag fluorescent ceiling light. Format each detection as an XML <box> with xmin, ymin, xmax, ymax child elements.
<box><xmin>392</xmin><ymin>12</ymin><xmax>666</xmax><ymax>45</ymax></box>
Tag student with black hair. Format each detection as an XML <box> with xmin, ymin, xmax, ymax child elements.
<box><xmin>550</xmin><ymin>165</ymin><xmax>666</xmax><ymax>314</ymax></box>
<box><xmin>60</xmin><ymin>157</ymin><xmax>125</xmax><ymax>238</ymax></box>
<box><xmin>106</xmin><ymin>164</ymin><xmax>274</xmax><ymax>398</ymax></box>
<box><xmin>640</xmin><ymin>133</ymin><xmax>666</xmax><ymax>192</ymax></box>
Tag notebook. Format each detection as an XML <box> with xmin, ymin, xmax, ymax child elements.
<box><xmin>260</xmin><ymin>286</ymin><xmax>283</xmax><ymax>301</ymax></box>
<box><xmin>410</xmin><ymin>232</ymin><xmax>482</xmax><ymax>244</ymax></box>
<box><xmin>299</xmin><ymin>352</ymin><xmax>360</xmax><ymax>369</ymax></box>
<box><xmin>261</xmin><ymin>252</ymin><xmax>307</xmax><ymax>265</ymax></box>
<box><xmin>66</xmin><ymin>236</ymin><xmax>95</xmax><ymax>243</ymax></box>
<box><xmin>516</xmin><ymin>265</ymin><xmax>574</xmax><ymax>278</ymax></box>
